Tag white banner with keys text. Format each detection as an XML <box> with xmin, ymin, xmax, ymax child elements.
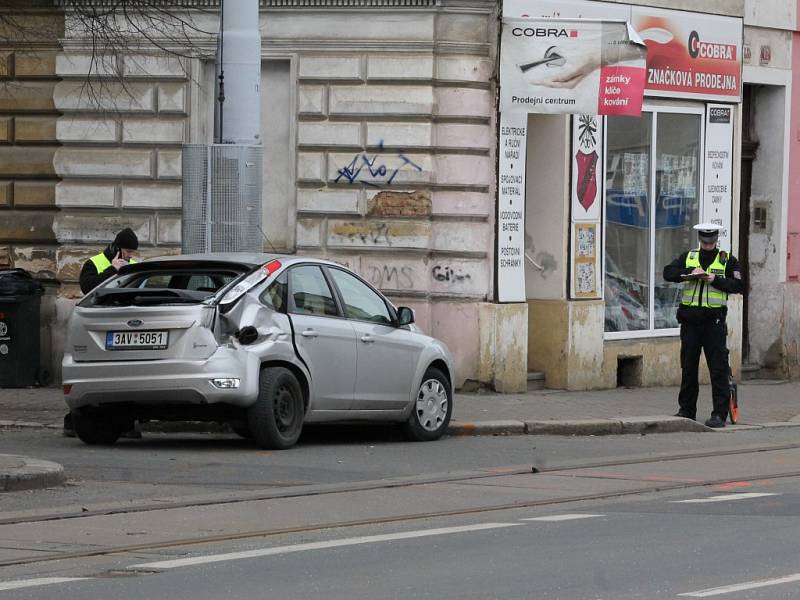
<box><xmin>500</xmin><ymin>18</ymin><xmax>647</xmax><ymax>116</ymax></box>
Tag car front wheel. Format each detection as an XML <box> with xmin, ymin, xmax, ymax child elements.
<box><xmin>248</xmin><ymin>366</ymin><xmax>304</xmax><ymax>449</ymax></box>
<box><xmin>401</xmin><ymin>367</ymin><xmax>452</xmax><ymax>442</ymax></box>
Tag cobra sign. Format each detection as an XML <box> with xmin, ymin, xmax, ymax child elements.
<box><xmin>500</xmin><ymin>18</ymin><xmax>647</xmax><ymax>116</ymax></box>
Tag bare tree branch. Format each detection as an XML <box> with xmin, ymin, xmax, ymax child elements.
<box><xmin>2</xmin><ymin>1</ymin><xmax>218</xmax><ymax>114</ymax></box>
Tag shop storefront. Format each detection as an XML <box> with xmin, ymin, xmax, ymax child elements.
<box><xmin>499</xmin><ymin>0</ymin><xmax>744</xmax><ymax>389</ymax></box>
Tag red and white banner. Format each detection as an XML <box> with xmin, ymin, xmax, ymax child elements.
<box><xmin>500</xmin><ymin>19</ymin><xmax>647</xmax><ymax>116</ymax></box>
<box><xmin>631</xmin><ymin>7</ymin><xmax>742</xmax><ymax>102</ymax></box>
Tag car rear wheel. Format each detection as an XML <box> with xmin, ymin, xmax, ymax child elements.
<box><xmin>72</xmin><ymin>410</ymin><xmax>123</xmax><ymax>445</ymax></box>
<box><xmin>248</xmin><ymin>367</ymin><xmax>304</xmax><ymax>450</ymax></box>
<box><xmin>401</xmin><ymin>367</ymin><xmax>452</xmax><ymax>442</ymax></box>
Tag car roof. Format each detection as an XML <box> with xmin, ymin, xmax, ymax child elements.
<box><xmin>140</xmin><ymin>252</ymin><xmax>344</xmax><ymax>270</ymax></box>
<box><xmin>143</xmin><ymin>252</ymin><xmax>286</xmax><ymax>267</ymax></box>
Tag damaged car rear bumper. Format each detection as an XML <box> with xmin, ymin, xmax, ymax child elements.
<box><xmin>63</xmin><ymin>345</ymin><xmax>261</xmax><ymax>411</ymax></box>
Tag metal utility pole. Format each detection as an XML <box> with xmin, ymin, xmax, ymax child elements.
<box><xmin>183</xmin><ymin>0</ymin><xmax>263</xmax><ymax>254</ymax></box>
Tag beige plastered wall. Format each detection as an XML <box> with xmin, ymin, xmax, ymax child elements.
<box><xmin>529</xmin><ymin>296</ymin><xmax>743</xmax><ymax>390</ymax></box>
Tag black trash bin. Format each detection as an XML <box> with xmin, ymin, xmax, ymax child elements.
<box><xmin>0</xmin><ymin>269</ymin><xmax>44</xmax><ymax>388</ymax></box>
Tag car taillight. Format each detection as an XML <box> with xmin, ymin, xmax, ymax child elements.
<box><xmin>220</xmin><ymin>260</ymin><xmax>283</xmax><ymax>306</ymax></box>
<box><xmin>63</xmin><ymin>384</ymin><xmax>72</xmax><ymax>395</ymax></box>
<box><xmin>264</xmin><ymin>260</ymin><xmax>281</xmax><ymax>276</ymax></box>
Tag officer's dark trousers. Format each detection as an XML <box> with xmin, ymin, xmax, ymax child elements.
<box><xmin>678</xmin><ymin>318</ymin><xmax>730</xmax><ymax>419</ymax></box>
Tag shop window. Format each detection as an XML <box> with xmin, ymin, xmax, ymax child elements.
<box><xmin>604</xmin><ymin>108</ymin><xmax>702</xmax><ymax>336</ymax></box>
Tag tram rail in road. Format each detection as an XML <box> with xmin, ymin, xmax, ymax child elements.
<box><xmin>1</xmin><ymin>442</ymin><xmax>800</xmax><ymax>569</ymax></box>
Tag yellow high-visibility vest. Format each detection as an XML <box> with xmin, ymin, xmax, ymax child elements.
<box><xmin>89</xmin><ymin>252</ymin><xmax>136</xmax><ymax>274</ymax></box>
<box><xmin>681</xmin><ymin>250</ymin><xmax>727</xmax><ymax>308</ymax></box>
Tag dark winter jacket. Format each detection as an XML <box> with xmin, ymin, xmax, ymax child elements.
<box><xmin>79</xmin><ymin>246</ymin><xmax>119</xmax><ymax>294</ymax></box>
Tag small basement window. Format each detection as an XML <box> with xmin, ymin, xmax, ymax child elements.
<box><xmin>617</xmin><ymin>355</ymin><xmax>643</xmax><ymax>388</ymax></box>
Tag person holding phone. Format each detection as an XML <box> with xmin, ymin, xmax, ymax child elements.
<box><xmin>67</xmin><ymin>228</ymin><xmax>141</xmax><ymax>438</ymax></box>
<box><xmin>662</xmin><ymin>223</ymin><xmax>744</xmax><ymax>428</ymax></box>
<box><xmin>79</xmin><ymin>227</ymin><xmax>139</xmax><ymax>294</ymax></box>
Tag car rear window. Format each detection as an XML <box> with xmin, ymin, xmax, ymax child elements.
<box><xmin>129</xmin><ymin>272</ymin><xmax>238</xmax><ymax>292</ymax></box>
<box><xmin>81</xmin><ymin>268</ymin><xmax>245</xmax><ymax>307</ymax></box>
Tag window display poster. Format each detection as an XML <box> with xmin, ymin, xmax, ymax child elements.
<box><xmin>500</xmin><ymin>18</ymin><xmax>647</xmax><ymax>116</ymax></box>
<box><xmin>622</xmin><ymin>152</ymin><xmax>648</xmax><ymax>196</ymax></box>
<box><xmin>497</xmin><ymin>112</ymin><xmax>528</xmax><ymax>302</ymax></box>
<box><xmin>571</xmin><ymin>222</ymin><xmax>601</xmax><ymax>298</ymax></box>
<box><xmin>702</xmin><ymin>104</ymin><xmax>734</xmax><ymax>251</ymax></box>
<box><xmin>571</xmin><ymin>114</ymin><xmax>602</xmax><ymax>222</ymax></box>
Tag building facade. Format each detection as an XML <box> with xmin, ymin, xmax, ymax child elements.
<box><xmin>0</xmin><ymin>1</ymin><xmax>65</xmax><ymax>383</ymax></box>
<box><xmin>1</xmin><ymin>0</ymin><xmax>798</xmax><ymax>390</ymax></box>
<box><xmin>511</xmin><ymin>0</ymin><xmax>800</xmax><ymax>389</ymax></box>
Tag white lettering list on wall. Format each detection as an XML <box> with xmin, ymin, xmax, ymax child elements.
<box><xmin>702</xmin><ymin>104</ymin><xmax>734</xmax><ymax>252</ymax></box>
<box><xmin>497</xmin><ymin>112</ymin><xmax>528</xmax><ymax>302</ymax></box>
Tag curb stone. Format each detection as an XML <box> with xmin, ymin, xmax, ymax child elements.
<box><xmin>1</xmin><ymin>417</ymin><xmax>796</xmax><ymax>438</ymax></box>
<box><xmin>449</xmin><ymin>416</ymin><xmax>709</xmax><ymax>437</ymax></box>
<box><xmin>447</xmin><ymin>420</ymin><xmax>526</xmax><ymax>436</ymax></box>
<box><xmin>0</xmin><ymin>420</ymin><xmax>60</xmax><ymax>430</ymax></box>
<box><xmin>711</xmin><ymin>424</ymin><xmax>764</xmax><ymax>432</ymax></box>
<box><xmin>620</xmin><ymin>416</ymin><xmax>708</xmax><ymax>434</ymax></box>
<box><xmin>0</xmin><ymin>455</ymin><xmax>64</xmax><ymax>492</ymax></box>
<box><xmin>526</xmin><ymin>419</ymin><xmax>623</xmax><ymax>436</ymax></box>
<box><xmin>752</xmin><ymin>421</ymin><xmax>800</xmax><ymax>428</ymax></box>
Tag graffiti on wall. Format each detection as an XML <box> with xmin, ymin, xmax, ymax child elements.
<box><xmin>431</xmin><ymin>265</ymin><xmax>472</xmax><ymax>284</ymax></box>
<box><xmin>334</xmin><ymin>141</ymin><xmax>423</xmax><ymax>187</ymax></box>
<box><xmin>367</xmin><ymin>265</ymin><xmax>415</xmax><ymax>290</ymax></box>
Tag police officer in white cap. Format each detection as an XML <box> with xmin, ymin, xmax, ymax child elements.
<box><xmin>663</xmin><ymin>223</ymin><xmax>744</xmax><ymax>428</ymax></box>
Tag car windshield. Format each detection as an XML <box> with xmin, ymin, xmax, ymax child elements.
<box><xmin>81</xmin><ymin>268</ymin><xmax>244</xmax><ymax>307</ymax></box>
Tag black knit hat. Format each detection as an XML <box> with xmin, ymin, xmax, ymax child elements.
<box><xmin>114</xmin><ymin>227</ymin><xmax>139</xmax><ymax>250</ymax></box>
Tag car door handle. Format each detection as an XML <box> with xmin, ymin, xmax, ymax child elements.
<box><xmin>301</xmin><ymin>329</ymin><xmax>318</xmax><ymax>338</ymax></box>
<box><xmin>360</xmin><ymin>335</ymin><xmax>375</xmax><ymax>344</ymax></box>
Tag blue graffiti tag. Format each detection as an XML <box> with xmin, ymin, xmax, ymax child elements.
<box><xmin>335</xmin><ymin>141</ymin><xmax>423</xmax><ymax>187</ymax></box>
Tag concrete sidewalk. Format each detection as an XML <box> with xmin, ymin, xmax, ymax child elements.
<box><xmin>451</xmin><ymin>379</ymin><xmax>800</xmax><ymax>435</ymax></box>
<box><xmin>2</xmin><ymin>379</ymin><xmax>800</xmax><ymax>434</ymax></box>
<box><xmin>2</xmin><ymin>380</ymin><xmax>799</xmax><ymax>491</ymax></box>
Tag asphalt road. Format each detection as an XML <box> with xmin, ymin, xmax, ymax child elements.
<box><xmin>3</xmin><ymin>473</ymin><xmax>799</xmax><ymax>599</ymax></box>
<box><xmin>2</xmin><ymin>427</ymin><xmax>800</xmax><ymax>599</ymax></box>
<box><xmin>0</xmin><ymin>425</ymin><xmax>798</xmax><ymax>513</ymax></box>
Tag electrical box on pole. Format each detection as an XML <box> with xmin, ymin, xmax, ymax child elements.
<box><xmin>219</xmin><ymin>0</ymin><xmax>261</xmax><ymax>145</ymax></box>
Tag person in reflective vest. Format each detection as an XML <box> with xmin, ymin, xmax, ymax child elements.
<box><xmin>79</xmin><ymin>228</ymin><xmax>139</xmax><ymax>294</ymax></box>
<box><xmin>663</xmin><ymin>223</ymin><xmax>744</xmax><ymax>428</ymax></box>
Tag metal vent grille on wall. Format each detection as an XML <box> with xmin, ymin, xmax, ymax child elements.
<box><xmin>182</xmin><ymin>144</ymin><xmax>264</xmax><ymax>254</ymax></box>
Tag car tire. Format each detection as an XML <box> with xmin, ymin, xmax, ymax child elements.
<box><xmin>401</xmin><ymin>367</ymin><xmax>452</xmax><ymax>442</ymax></box>
<box><xmin>72</xmin><ymin>410</ymin><xmax>122</xmax><ymax>445</ymax></box>
<box><xmin>248</xmin><ymin>367</ymin><xmax>304</xmax><ymax>450</ymax></box>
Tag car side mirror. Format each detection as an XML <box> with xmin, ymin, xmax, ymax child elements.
<box><xmin>236</xmin><ymin>325</ymin><xmax>259</xmax><ymax>345</ymax></box>
<box><xmin>397</xmin><ymin>306</ymin><xmax>415</xmax><ymax>327</ymax></box>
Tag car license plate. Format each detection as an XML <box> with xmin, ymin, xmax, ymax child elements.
<box><xmin>106</xmin><ymin>330</ymin><xmax>169</xmax><ymax>350</ymax></box>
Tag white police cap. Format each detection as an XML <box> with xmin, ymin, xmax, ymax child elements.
<box><xmin>693</xmin><ymin>223</ymin><xmax>721</xmax><ymax>237</ymax></box>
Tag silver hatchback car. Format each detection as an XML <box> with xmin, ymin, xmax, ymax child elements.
<box><xmin>63</xmin><ymin>253</ymin><xmax>455</xmax><ymax>449</ymax></box>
